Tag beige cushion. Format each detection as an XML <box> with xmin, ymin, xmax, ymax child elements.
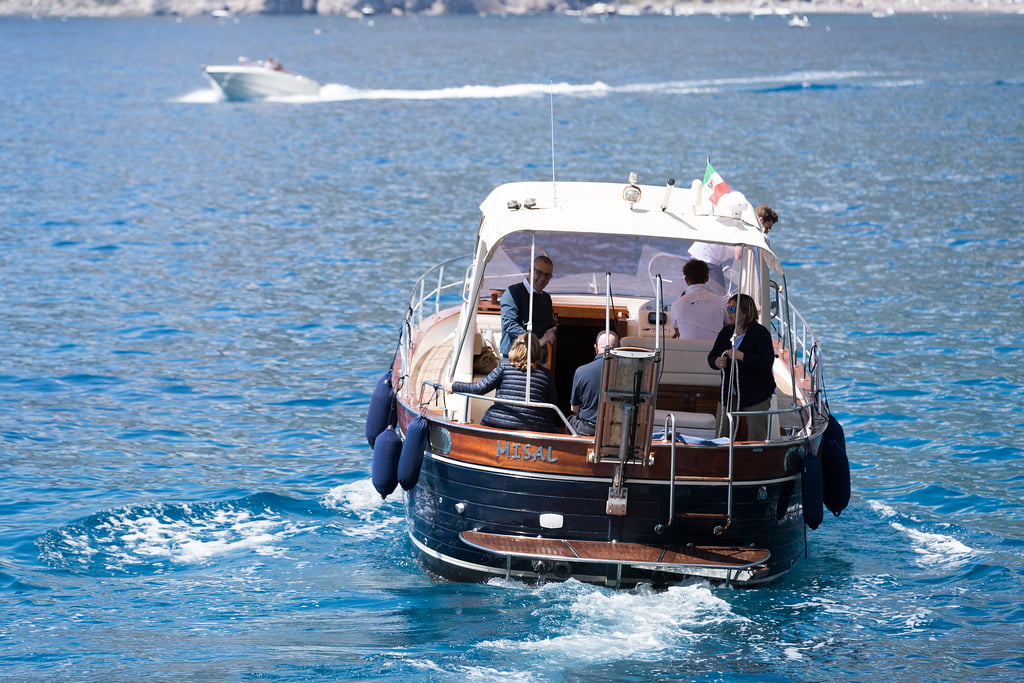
<box><xmin>653</xmin><ymin>409</ymin><xmax>717</xmax><ymax>439</ymax></box>
<box><xmin>621</xmin><ymin>336</ymin><xmax>720</xmax><ymax>387</ymax></box>
<box><xmin>654</xmin><ymin>409</ymin><xmax>717</xmax><ymax>430</ymax></box>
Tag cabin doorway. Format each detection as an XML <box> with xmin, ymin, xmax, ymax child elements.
<box><xmin>550</xmin><ymin>305</ymin><xmax>628</xmax><ymax>419</ymax></box>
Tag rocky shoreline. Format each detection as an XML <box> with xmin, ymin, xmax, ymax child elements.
<box><xmin>2</xmin><ymin>0</ymin><xmax>1020</xmax><ymax>18</ymax></box>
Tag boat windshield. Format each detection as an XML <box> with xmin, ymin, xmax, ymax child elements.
<box><xmin>482</xmin><ymin>232</ymin><xmax>760</xmax><ymax>300</ymax></box>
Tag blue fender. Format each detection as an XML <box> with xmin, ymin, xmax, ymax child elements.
<box><xmin>365</xmin><ymin>370</ymin><xmax>396</xmax><ymax>447</ymax></box>
<box><xmin>398</xmin><ymin>415</ymin><xmax>429</xmax><ymax>491</ymax></box>
<box><xmin>371</xmin><ymin>428</ymin><xmax>401</xmax><ymax>499</ymax></box>
<box><xmin>821</xmin><ymin>414</ymin><xmax>851</xmax><ymax>516</ymax></box>
<box><xmin>802</xmin><ymin>450</ymin><xmax>824</xmax><ymax>531</ymax></box>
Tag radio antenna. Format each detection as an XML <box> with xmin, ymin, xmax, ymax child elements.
<box><xmin>549</xmin><ymin>82</ymin><xmax>558</xmax><ymax>205</ymax></box>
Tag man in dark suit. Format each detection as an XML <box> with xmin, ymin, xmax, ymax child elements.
<box><xmin>499</xmin><ymin>255</ymin><xmax>557</xmax><ymax>358</ymax></box>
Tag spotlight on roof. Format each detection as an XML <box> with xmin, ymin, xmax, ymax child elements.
<box><xmin>622</xmin><ymin>172</ymin><xmax>641</xmax><ymax>208</ymax></box>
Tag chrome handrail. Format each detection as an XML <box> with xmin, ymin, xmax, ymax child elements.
<box><xmin>446</xmin><ymin>390</ymin><xmax>578</xmax><ymax>435</ymax></box>
<box><xmin>418</xmin><ymin>381</ymin><xmax>447</xmax><ymax>413</ymax></box>
<box><xmin>405</xmin><ymin>254</ymin><xmax>473</xmax><ymax>328</ymax></box>
<box><xmin>660</xmin><ymin>413</ymin><xmax>677</xmax><ymax>531</ymax></box>
<box><xmin>727</xmin><ymin>403</ymin><xmax>814</xmax><ymax>440</ymax></box>
<box><xmin>777</xmin><ymin>304</ymin><xmax>823</xmax><ymax>389</ymax></box>
<box><xmin>398</xmin><ymin>255</ymin><xmax>473</xmax><ymax>379</ymax></box>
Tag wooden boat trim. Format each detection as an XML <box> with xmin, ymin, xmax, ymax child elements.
<box><xmin>461</xmin><ymin>530</ymin><xmax>770</xmax><ymax>572</ymax></box>
<box><xmin>429</xmin><ymin>452</ymin><xmax>799</xmax><ymax>487</ymax></box>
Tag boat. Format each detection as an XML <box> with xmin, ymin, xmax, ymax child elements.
<box><xmin>367</xmin><ymin>167</ymin><xmax>849</xmax><ymax>588</ymax></box>
<box><xmin>788</xmin><ymin>15</ymin><xmax>811</xmax><ymax>28</ymax></box>
<box><xmin>201</xmin><ymin>59</ymin><xmax>320</xmax><ymax>101</ymax></box>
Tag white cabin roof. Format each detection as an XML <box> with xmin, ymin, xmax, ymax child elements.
<box><xmin>478</xmin><ymin>180</ymin><xmax>775</xmax><ymax>266</ymax></box>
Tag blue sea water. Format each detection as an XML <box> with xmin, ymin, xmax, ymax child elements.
<box><xmin>1</xmin><ymin>11</ymin><xmax>1023</xmax><ymax>681</ymax></box>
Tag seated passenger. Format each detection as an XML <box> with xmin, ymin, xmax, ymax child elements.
<box><xmin>671</xmin><ymin>258</ymin><xmax>728</xmax><ymax>341</ymax></box>
<box><xmin>447</xmin><ymin>333</ymin><xmax>558</xmax><ymax>433</ymax></box>
<box><xmin>568</xmin><ymin>331</ymin><xmax>619</xmax><ymax>436</ymax></box>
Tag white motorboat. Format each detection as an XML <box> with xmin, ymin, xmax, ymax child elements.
<box><xmin>788</xmin><ymin>15</ymin><xmax>811</xmax><ymax>29</ymax></box>
<box><xmin>367</xmin><ymin>166</ymin><xmax>850</xmax><ymax>588</ymax></box>
<box><xmin>202</xmin><ymin>60</ymin><xmax>320</xmax><ymax>101</ymax></box>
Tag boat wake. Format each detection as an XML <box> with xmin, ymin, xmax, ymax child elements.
<box><xmin>34</xmin><ymin>481</ymin><xmax>405</xmax><ymax>578</ymax></box>
<box><xmin>316</xmin><ymin>80</ymin><xmax>613</xmax><ymax>102</ymax></box>
<box><xmin>173</xmin><ymin>71</ymin><xmax>922</xmax><ymax>105</ymax></box>
<box><xmin>176</xmin><ymin>88</ymin><xmax>224</xmax><ymax>103</ymax></box>
<box><xmin>471</xmin><ymin>579</ymin><xmax>742</xmax><ymax>664</ymax></box>
<box><xmin>320</xmin><ymin>478</ymin><xmax>404</xmax><ymax>540</ymax></box>
<box><xmin>870</xmin><ymin>501</ymin><xmax>979</xmax><ymax>571</ymax></box>
<box><xmin>37</xmin><ymin>492</ymin><xmax>321</xmax><ymax>575</ymax></box>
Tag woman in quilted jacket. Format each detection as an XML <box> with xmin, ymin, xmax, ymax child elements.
<box><xmin>447</xmin><ymin>333</ymin><xmax>559</xmax><ymax>433</ymax></box>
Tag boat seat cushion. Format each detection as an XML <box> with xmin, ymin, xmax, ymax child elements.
<box><xmin>620</xmin><ymin>336</ymin><xmax>720</xmax><ymax>387</ymax></box>
<box><xmin>653</xmin><ymin>409</ymin><xmax>717</xmax><ymax>439</ymax></box>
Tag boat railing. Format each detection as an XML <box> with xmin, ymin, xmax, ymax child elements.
<box><xmin>443</xmin><ymin>388</ymin><xmax>578</xmax><ymax>436</ymax></box>
<box><xmin>719</xmin><ymin>402</ymin><xmax>810</xmax><ymax>534</ymax></box>
<box><xmin>398</xmin><ymin>254</ymin><xmax>473</xmax><ymax>381</ymax></box>
<box><xmin>417</xmin><ymin>381</ymin><xmax>448</xmax><ymax>414</ymax></box>
<box><xmin>656</xmin><ymin>413</ymin><xmax>679</xmax><ymax>533</ymax></box>
<box><xmin>726</xmin><ymin>403</ymin><xmax>813</xmax><ymax>442</ymax></box>
<box><xmin>773</xmin><ymin>302</ymin><xmax>826</xmax><ymax>413</ymax></box>
<box><xmin>404</xmin><ymin>254</ymin><xmax>474</xmax><ymax>330</ymax></box>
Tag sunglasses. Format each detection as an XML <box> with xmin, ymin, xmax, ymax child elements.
<box><xmin>727</xmin><ymin>305</ymin><xmax>737</xmax><ymax>313</ymax></box>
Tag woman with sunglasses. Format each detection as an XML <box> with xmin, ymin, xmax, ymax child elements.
<box><xmin>708</xmin><ymin>293</ymin><xmax>777</xmax><ymax>441</ymax></box>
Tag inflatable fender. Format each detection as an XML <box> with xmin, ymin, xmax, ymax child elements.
<box><xmin>821</xmin><ymin>414</ymin><xmax>851</xmax><ymax>516</ymax></box>
<box><xmin>398</xmin><ymin>415</ymin><xmax>429</xmax><ymax>491</ymax></box>
<box><xmin>371</xmin><ymin>428</ymin><xmax>402</xmax><ymax>499</ymax></box>
<box><xmin>802</xmin><ymin>450</ymin><xmax>824</xmax><ymax>531</ymax></box>
<box><xmin>365</xmin><ymin>370</ymin><xmax>396</xmax><ymax>447</ymax></box>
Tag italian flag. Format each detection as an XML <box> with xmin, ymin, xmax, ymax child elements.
<box><xmin>702</xmin><ymin>161</ymin><xmax>731</xmax><ymax>206</ymax></box>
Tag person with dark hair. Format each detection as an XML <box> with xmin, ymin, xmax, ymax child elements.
<box><xmin>500</xmin><ymin>255</ymin><xmax>557</xmax><ymax>358</ymax></box>
<box><xmin>447</xmin><ymin>333</ymin><xmax>559</xmax><ymax>433</ymax></box>
<box><xmin>708</xmin><ymin>294</ymin><xmax>776</xmax><ymax>441</ymax></box>
<box><xmin>568</xmin><ymin>330</ymin><xmax>620</xmax><ymax>436</ymax></box>
<box><xmin>755</xmin><ymin>205</ymin><xmax>778</xmax><ymax>234</ymax></box>
<box><xmin>670</xmin><ymin>258</ymin><xmax>728</xmax><ymax>341</ymax></box>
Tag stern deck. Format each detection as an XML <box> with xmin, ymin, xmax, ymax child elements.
<box><xmin>460</xmin><ymin>530</ymin><xmax>770</xmax><ymax>584</ymax></box>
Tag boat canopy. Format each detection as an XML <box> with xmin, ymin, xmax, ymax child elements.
<box><xmin>473</xmin><ymin>181</ymin><xmax>782</xmax><ymax>301</ymax></box>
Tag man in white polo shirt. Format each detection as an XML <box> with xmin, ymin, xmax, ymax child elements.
<box><xmin>670</xmin><ymin>258</ymin><xmax>728</xmax><ymax>341</ymax></box>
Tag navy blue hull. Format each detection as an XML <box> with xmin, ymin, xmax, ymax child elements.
<box><xmin>404</xmin><ymin>450</ymin><xmax>807</xmax><ymax>586</ymax></box>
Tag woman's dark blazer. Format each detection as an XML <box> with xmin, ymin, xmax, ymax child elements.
<box><xmin>707</xmin><ymin>322</ymin><xmax>777</xmax><ymax>408</ymax></box>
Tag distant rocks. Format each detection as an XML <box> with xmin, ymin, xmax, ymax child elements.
<box><xmin>0</xmin><ymin>0</ymin><xmax>565</xmax><ymax>17</ymax></box>
<box><xmin>1</xmin><ymin>0</ymin><xmax>1017</xmax><ymax>18</ymax></box>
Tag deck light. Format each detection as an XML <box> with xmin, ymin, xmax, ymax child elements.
<box><xmin>622</xmin><ymin>172</ymin><xmax>641</xmax><ymax>208</ymax></box>
<box><xmin>539</xmin><ymin>513</ymin><xmax>563</xmax><ymax>529</ymax></box>
<box><xmin>523</xmin><ymin>198</ymin><xmax>537</xmax><ymax>209</ymax></box>
<box><xmin>507</xmin><ymin>199</ymin><xmax>521</xmax><ymax>211</ymax></box>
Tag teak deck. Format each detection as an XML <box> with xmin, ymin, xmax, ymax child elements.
<box><xmin>460</xmin><ymin>531</ymin><xmax>769</xmax><ymax>570</ymax></box>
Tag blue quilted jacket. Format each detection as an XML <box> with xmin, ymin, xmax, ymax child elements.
<box><xmin>452</xmin><ymin>361</ymin><xmax>559</xmax><ymax>432</ymax></box>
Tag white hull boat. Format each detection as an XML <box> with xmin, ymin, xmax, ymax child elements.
<box><xmin>202</xmin><ymin>63</ymin><xmax>320</xmax><ymax>101</ymax></box>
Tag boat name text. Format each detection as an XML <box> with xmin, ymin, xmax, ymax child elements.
<box><xmin>496</xmin><ymin>441</ymin><xmax>557</xmax><ymax>463</ymax></box>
